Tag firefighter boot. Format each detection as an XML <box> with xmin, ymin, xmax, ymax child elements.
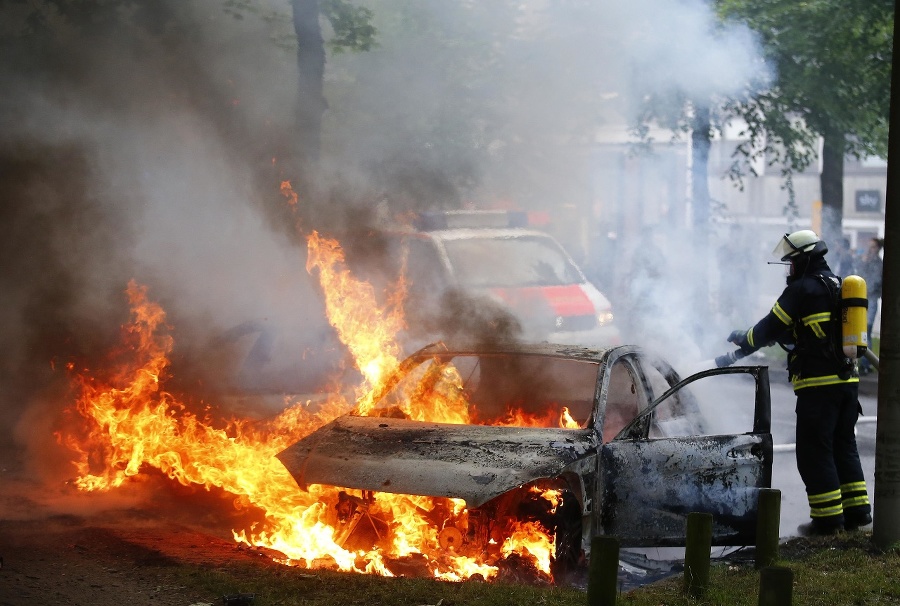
<box><xmin>797</xmin><ymin>517</ymin><xmax>844</xmax><ymax>537</ymax></box>
<box><xmin>844</xmin><ymin>510</ymin><xmax>873</xmax><ymax>531</ymax></box>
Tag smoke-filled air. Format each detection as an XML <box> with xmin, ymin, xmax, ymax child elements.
<box><xmin>0</xmin><ymin>0</ymin><xmax>775</xmax><ymax>581</ymax></box>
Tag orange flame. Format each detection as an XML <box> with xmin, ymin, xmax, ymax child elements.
<box><xmin>61</xmin><ymin>235</ymin><xmax>570</xmax><ymax>581</ymax></box>
<box><xmin>280</xmin><ymin>180</ymin><xmax>299</xmax><ymax>206</ymax></box>
<box><xmin>306</xmin><ymin>231</ymin><xmax>406</xmax><ymax>413</ymax></box>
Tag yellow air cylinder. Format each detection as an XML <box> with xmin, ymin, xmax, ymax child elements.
<box><xmin>841</xmin><ymin>275</ymin><xmax>868</xmax><ymax>359</ymax></box>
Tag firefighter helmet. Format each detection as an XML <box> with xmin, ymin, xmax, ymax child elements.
<box><xmin>773</xmin><ymin>230</ymin><xmax>827</xmax><ymax>261</ymax></box>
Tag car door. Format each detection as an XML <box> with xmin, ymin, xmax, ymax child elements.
<box><xmin>597</xmin><ymin>364</ymin><xmax>772</xmax><ymax>547</ymax></box>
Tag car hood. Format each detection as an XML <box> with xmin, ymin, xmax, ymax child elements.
<box><xmin>277</xmin><ymin>415</ymin><xmax>598</xmax><ymax>507</ymax></box>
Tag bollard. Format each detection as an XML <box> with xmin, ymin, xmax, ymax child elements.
<box><xmin>683</xmin><ymin>512</ymin><xmax>713</xmax><ymax>598</ymax></box>
<box><xmin>755</xmin><ymin>488</ymin><xmax>782</xmax><ymax>569</ymax></box>
<box><xmin>758</xmin><ymin>566</ymin><xmax>793</xmax><ymax>606</ymax></box>
<box><xmin>587</xmin><ymin>535</ymin><xmax>620</xmax><ymax>606</ymax></box>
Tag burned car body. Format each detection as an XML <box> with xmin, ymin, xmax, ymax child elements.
<box><xmin>277</xmin><ymin>342</ymin><xmax>772</xmax><ymax>579</ymax></box>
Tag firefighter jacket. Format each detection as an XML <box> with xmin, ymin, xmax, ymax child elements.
<box><xmin>736</xmin><ymin>256</ymin><xmax>859</xmax><ymax>391</ymax></box>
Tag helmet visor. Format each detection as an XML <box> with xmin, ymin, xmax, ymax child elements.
<box><xmin>772</xmin><ymin>233</ymin><xmax>796</xmax><ymax>261</ymax></box>
<box><xmin>773</xmin><ymin>230</ymin><xmax>820</xmax><ymax>261</ymax></box>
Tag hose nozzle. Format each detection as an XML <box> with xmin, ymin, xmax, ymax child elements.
<box><xmin>714</xmin><ymin>349</ymin><xmax>747</xmax><ymax>368</ymax></box>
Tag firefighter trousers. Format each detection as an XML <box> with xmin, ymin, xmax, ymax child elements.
<box><xmin>795</xmin><ymin>382</ymin><xmax>871</xmax><ymax>526</ymax></box>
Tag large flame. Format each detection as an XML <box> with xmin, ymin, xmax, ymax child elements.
<box><xmin>59</xmin><ymin>227</ymin><xmax>571</xmax><ymax>582</ymax></box>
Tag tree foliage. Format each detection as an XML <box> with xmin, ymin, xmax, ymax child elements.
<box><xmin>320</xmin><ymin>0</ymin><xmax>376</xmax><ymax>54</ymax></box>
<box><xmin>716</xmin><ymin>0</ymin><xmax>893</xmax><ymax>240</ymax></box>
<box><xmin>718</xmin><ymin>0</ymin><xmax>892</xmax><ymax>167</ymax></box>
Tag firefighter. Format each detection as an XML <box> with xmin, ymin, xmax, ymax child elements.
<box><xmin>721</xmin><ymin>229</ymin><xmax>871</xmax><ymax>535</ymax></box>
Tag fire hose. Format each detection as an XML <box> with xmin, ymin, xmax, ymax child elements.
<box><xmin>863</xmin><ymin>349</ymin><xmax>880</xmax><ymax>371</ymax></box>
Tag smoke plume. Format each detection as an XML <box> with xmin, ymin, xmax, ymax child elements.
<box><xmin>0</xmin><ymin>0</ymin><xmax>771</xmax><ymax>486</ymax></box>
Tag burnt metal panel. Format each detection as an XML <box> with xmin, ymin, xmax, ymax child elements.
<box><xmin>599</xmin><ymin>433</ymin><xmax>773</xmax><ymax>547</ymax></box>
<box><xmin>277</xmin><ymin>416</ymin><xmax>599</xmax><ymax>507</ymax></box>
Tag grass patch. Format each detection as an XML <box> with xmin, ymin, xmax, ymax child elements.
<box><xmin>618</xmin><ymin>533</ymin><xmax>900</xmax><ymax>605</ymax></box>
<box><xmin>173</xmin><ymin>560</ymin><xmax>588</xmax><ymax>606</ymax></box>
<box><xmin>167</xmin><ymin>532</ymin><xmax>900</xmax><ymax>605</ymax></box>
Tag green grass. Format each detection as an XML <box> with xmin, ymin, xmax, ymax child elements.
<box><xmin>617</xmin><ymin>533</ymin><xmax>900</xmax><ymax>605</ymax></box>
<box><xmin>170</xmin><ymin>533</ymin><xmax>900</xmax><ymax>606</ymax></box>
<box><xmin>178</xmin><ymin>564</ymin><xmax>588</xmax><ymax>605</ymax></box>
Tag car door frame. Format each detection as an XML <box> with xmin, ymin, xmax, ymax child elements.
<box><xmin>595</xmin><ymin>363</ymin><xmax>772</xmax><ymax>547</ymax></box>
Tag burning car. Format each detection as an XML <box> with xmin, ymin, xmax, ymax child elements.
<box><xmin>277</xmin><ymin>341</ymin><xmax>773</xmax><ymax>582</ymax></box>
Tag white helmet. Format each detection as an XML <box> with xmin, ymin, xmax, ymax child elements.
<box><xmin>773</xmin><ymin>230</ymin><xmax>824</xmax><ymax>261</ymax></box>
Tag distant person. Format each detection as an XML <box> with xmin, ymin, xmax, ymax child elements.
<box><xmin>858</xmin><ymin>237</ymin><xmax>884</xmax><ymax>374</ymax></box>
<box><xmin>832</xmin><ymin>237</ymin><xmax>857</xmax><ymax>277</ymax></box>
<box><xmin>718</xmin><ymin>230</ymin><xmax>871</xmax><ymax>535</ymax></box>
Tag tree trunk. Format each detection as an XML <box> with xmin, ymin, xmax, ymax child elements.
<box><xmin>819</xmin><ymin>129</ymin><xmax>845</xmax><ymax>244</ymax></box>
<box><xmin>872</xmin><ymin>0</ymin><xmax>900</xmax><ymax>550</ymax></box>
<box><xmin>292</xmin><ymin>0</ymin><xmax>327</xmax><ymax>173</ymax></box>
<box><xmin>691</xmin><ymin>104</ymin><xmax>712</xmax><ymax>325</ymax></box>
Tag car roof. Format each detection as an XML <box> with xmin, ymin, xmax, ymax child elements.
<box><xmin>411</xmin><ymin>227</ymin><xmax>557</xmax><ymax>242</ymax></box>
<box><xmin>409</xmin><ymin>341</ymin><xmax>622</xmax><ymax>363</ymax></box>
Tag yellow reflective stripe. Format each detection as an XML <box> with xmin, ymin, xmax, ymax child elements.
<box><xmin>772</xmin><ymin>302</ymin><xmax>792</xmax><ymax>325</ymax></box>
<box><xmin>842</xmin><ymin>496</ymin><xmax>870</xmax><ymax>508</ymax></box>
<box><xmin>808</xmin><ymin>489</ymin><xmax>842</xmax><ymax>504</ymax></box>
<box><xmin>803</xmin><ymin>312</ymin><xmax>830</xmax><ymax>324</ymax></box>
<box><xmin>802</xmin><ymin>312</ymin><xmax>831</xmax><ymax>338</ymax></box>
<box><xmin>793</xmin><ymin>375</ymin><xmax>860</xmax><ymax>390</ymax></box>
<box><xmin>747</xmin><ymin>327</ymin><xmax>756</xmax><ymax>347</ymax></box>
<box><xmin>841</xmin><ymin>481</ymin><xmax>868</xmax><ymax>494</ymax></box>
<box><xmin>810</xmin><ymin>505</ymin><xmax>844</xmax><ymax>517</ymax></box>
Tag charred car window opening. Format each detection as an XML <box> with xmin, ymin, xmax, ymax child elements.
<box><xmin>603</xmin><ymin>358</ymin><xmax>643</xmax><ymax>442</ymax></box>
<box><xmin>368</xmin><ymin>351</ymin><xmax>599</xmax><ymax>429</ymax></box>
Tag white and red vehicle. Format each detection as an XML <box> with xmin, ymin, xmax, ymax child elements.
<box><xmin>375</xmin><ymin>210</ymin><xmax>621</xmax><ymax>348</ymax></box>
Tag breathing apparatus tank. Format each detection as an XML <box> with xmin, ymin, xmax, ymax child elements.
<box><xmin>841</xmin><ymin>275</ymin><xmax>868</xmax><ymax>359</ymax></box>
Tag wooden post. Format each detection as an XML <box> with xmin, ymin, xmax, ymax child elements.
<box><xmin>683</xmin><ymin>512</ymin><xmax>713</xmax><ymax>598</ymax></box>
<box><xmin>758</xmin><ymin>566</ymin><xmax>793</xmax><ymax>606</ymax></box>
<box><xmin>587</xmin><ymin>536</ymin><xmax>620</xmax><ymax>606</ymax></box>
<box><xmin>756</xmin><ymin>488</ymin><xmax>782</xmax><ymax>569</ymax></box>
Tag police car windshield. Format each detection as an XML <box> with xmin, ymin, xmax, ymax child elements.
<box><xmin>442</xmin><ymin>235</ymin><xmax>583</xmax><ymax>288</ymax></box>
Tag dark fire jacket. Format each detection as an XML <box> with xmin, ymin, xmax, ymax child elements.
<box><xmin>737</xmin><ymin>256</ymin><xmax>859</xmax><ymax>391</ymax></box>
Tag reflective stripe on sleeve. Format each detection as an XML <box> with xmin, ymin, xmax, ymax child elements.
<box><xmin>772</xmin><ymin>302</ymin><xmax>792</xmax><ymax>325</ymax></box>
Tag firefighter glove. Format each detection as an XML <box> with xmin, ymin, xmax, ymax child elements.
<box><xmin>727</xmin><ymin>329</ymin><xmax>755</xmax><ymax>354</ymax></box>
<box><xmin>727</xmin><ymin>330</ymin><xmax>747</xmax><ymax>344</ymax></box>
